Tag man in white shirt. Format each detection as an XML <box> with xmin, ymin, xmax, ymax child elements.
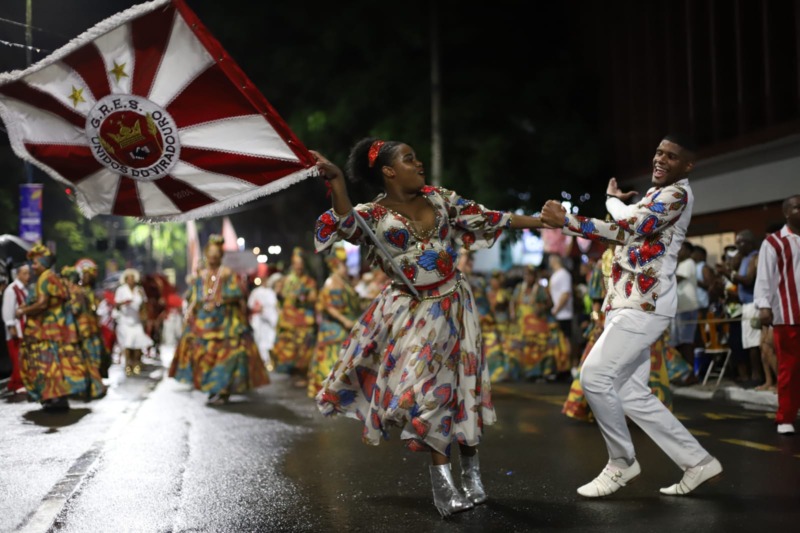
<box><xmin>2</xmin><ymin>264</ymin><xmax>30</xmax><ymax>395</ymax></box>
<box><xmin>754</xmin><ymin>194</ymin><xmax>800</xmax><ymax>435</ymax></box>
<box><xmin>541</xmin><ymin>133</ymin><xmax>722</xmax><ymax>498</ymax></box>
<box><xmin>548</xmin><ymin>254</ymin><xmax>574</xmax><ymax>366</ymax></box>
<box><xmin>673</xmin><ymin>242</ymin><xmax>700</xmax><ymax>367</ymax></box>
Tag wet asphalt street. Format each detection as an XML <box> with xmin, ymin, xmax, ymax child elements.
<box><xmin>1</xmin><ymin>347</ymin><xmax>799</xmax><ymax>533</ymax></box>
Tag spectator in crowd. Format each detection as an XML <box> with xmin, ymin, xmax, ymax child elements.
<box><xmin>2</xmin><ymin>264</ymin><xmax>30</xmax><ymax>398</ymax></box>
<box><xmin>690</xmin><ymin>244</ymin><xmax>716</xmax><ymax>375</ymax></box>
<box><xmin>673</xmin><ymin>241</ymin><xmax>699</xmax><ymax>368</ymax></box>
<box><xmin>717</xmin><ymin>230</ymin><xmax>763</xmax><ymax>385</ymax></box>
<box><xmin>754</xmin><ymin>194</ymin><xmax>800</xmax><ymax>435</ymax></box>
<box><xmin>691</xmin><ymin>245</ymin><xmax>714</xmax><ymax>325</ymax></box>
<box><xmin>548</xmin><ymin>254</ymin><xmax>575</xmax><ymax>370</ymax></box>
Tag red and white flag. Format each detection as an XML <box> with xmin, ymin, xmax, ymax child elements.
<box><xmin>0</xmin><ymin>0</ymin><xmax>317</xmax><ymax>221</ymax></box>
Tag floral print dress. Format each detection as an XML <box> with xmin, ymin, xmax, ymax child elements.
<box><xmin>307</xmin><ymin>280</ymin><xmax>361</xmax><ymax>398</ymax></box>
<box><xmin>68</xmin><ymin>285</ymin><xmax>107</xmax><ymax>397</ymax></box>
<box><xmin>174</xmin><ymin>267</ymin><xmax>269</xmax><ymax>395</ymax></box>
<box><xmin>509</xmin><ymin>282</ymin><xmax>570</xmax><ymax>380</ymax></box>
<box><xmin>271</xmin><ymin>272</ymin><xmax>317</xmax><ymax>374</ymax></box>
<box><xmin>21</xmin><ymin>269</ymin><xmax>88</xmax><ymax>402</ymax></box>
<box><xmin>313</xmin><ymin>186</ymin><xmax>511</xmax><ymax>456</ymax></box>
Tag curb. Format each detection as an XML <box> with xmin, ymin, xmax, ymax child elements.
<box><xmin>673</xmin><ymin>382</ymin><xmax>778</xmax><ymax>412</ymax></box>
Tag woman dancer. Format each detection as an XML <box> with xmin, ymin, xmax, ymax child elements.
<box><xmin>114</xmin><ymin>268</ymin><xmax>153</xmax><ymax>376</ymax></box>
<box><xmin>311</xmin><ymin>138</ymin><xmax>545</xmax><ymax>517</ymax></box>
<box><xmin>61</xmin><ymin>265</ymin><xmax>106</xmax><ymax>398</ymax></box>
<box><xmin>271</xmin><ymin>247</ymin><xmax>318</xmax><ymax>387</ymax></box>
<box><xmin>510</xmin><ymin>265</ymin><xmax>570</xmax><ymax>380</ymax></box>
<box><xmin>307</xmin><ymin>244</ymin><xmax>360</xmax><ymax>398</ymax></box>
<box><xmin>183</xmin><ymin>235</ymin><xmax>269</xmax><ymax>405</ymax></box>
<box><xmin>16</xmin><ymin>244</ymin><xmax>88</xmax><ymax>411</ymax></box>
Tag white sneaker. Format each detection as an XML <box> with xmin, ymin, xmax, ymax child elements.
<box><xmin>659</xmin><ymin>457</ymin><xmax>722</xmax><ymax>496</ymax></box>
<box><xmin>777</xmin><ymin>423</ymin><xmax>796</xmax><ymax>435</ymax></box>
<box><xmin>577</xmin><ymin>460</ymin><xmax>641</xmax><ymax>498</ymax></box>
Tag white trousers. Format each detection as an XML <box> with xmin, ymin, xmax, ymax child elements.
<box><xmin>581</xmin><ymin>309</ymin><xmax>709</xmax><ymax>470</ymax></box>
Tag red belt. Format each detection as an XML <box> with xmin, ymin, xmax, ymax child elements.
<box><xmin>397</xmin><ymin>270</ymin><xmax>457</xmax><ymax>292</ymax></box>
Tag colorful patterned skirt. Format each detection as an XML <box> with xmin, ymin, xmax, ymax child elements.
<box><xmin>510</xmin><ymin>311</ymin><xmax>571</xmax><ymax>380</ymax></box>
<box><xmin>316</xmin><ymin>275</ymin><xmax>495</xmax><ymax>457</ymax></box>
<box><xmin>660</xmin><ymin>330</ymin><xmax>693</xmax><ymax>384</ymax></box>
<box><xmin>485</xmin><ymin>322</ymin><xmax>516</xmax><ymax>383</ymax></box>
<box><xmin>80</xmin><ymin>335</ymin><xmax>108</xmax><ymax>397</ymax></box>
<box><xmin>169</xmin><ymin>327</ymin><xmax>201</xmax><ymax>388</ymax></box>
<box><xmin>21</xmin><ymin>339</ymin><xmax>88</xmax><ymax>402</ymax></box>
<box><xmin>271</xmin><ymin>324</ymin><xmax>316</xmax><ymax>374</ymax></box>
<box><xmin>308</xmin><ymin>320</ymin><xmax>350</xmax><ymax>398</ymax></box>
<box><xmin>197</xmin><ymin>333</ymin><xmax>270</xmax><ymax>396</ymax></box>
<box><xmin>562</xmin><ymin>319</ymin><xmax>673</xmax><ymax>422</ymax></box>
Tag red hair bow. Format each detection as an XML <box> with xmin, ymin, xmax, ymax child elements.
<box><xmin>367</xmin><ymin>140</ymin><xmax>385</xmax><ymax>167</ymax></box>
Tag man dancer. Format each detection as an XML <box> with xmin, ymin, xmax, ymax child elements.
<box><xmin>2</xmin><ymin>264</ymin><xmax>30</xmax><ymax>398</ymax></box>
<box><xmin>540</xmin><ymin>134</ymin><xmax>723</xmax><ymax>497</ymax></box>
<box><xmin>754</xmin><ymin>194</ymin><xmax>800</xmax><ymax>435</ymax></box>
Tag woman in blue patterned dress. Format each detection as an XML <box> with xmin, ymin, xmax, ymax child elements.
<box><xmin>311</xmin><ymin>138</ymin><xmax>545</xmax><ymax>518</ymax></box>
<box><xmin>180</xmin><ymin>235</ymin><xmax>270</xmax><ymax>405</ymax></box>
<box><xmin>307</xmin><ymin>244</ymin><xmax>361</xmax><ymax>398</ymax></box>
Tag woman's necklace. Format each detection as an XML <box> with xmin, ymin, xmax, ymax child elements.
<box><xmin>378</xmin><ymin>194</ymin><xmax>438</xmax><ymax>241</ymax></box>
<box><xmin>203</xmin><ymin>267</ymin><xmax>222</xmax><ymax>311</ymax></box>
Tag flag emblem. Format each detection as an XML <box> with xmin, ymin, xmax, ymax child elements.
<box><xmin>0</xmin><ymin>0</ymin><xmax>316</xmax><ymax>221</ymax></box>
<box><xmin>87</xmin><ymin>94</ymin><xmax>180</xmax><ymax>180</ymax></box>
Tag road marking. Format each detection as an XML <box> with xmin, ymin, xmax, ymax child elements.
<box><xmin>704</xmin><ymin>412</ymin><xmax>754</xmax><ymax>420</ymax></box>
<box><xmin>687</xmin><ymin>429</ymin><xmax>710</xmax><ymax>436</ymax></box>
<box><xmin>719</xmin><ymin>438</ymin><xmax>782</xmax><ymax>453</ymax></box>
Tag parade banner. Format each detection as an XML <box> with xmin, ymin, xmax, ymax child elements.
<box><xmin>0</xmin><ymin>0</ymin><xmax>317</xmax><ymax>222</ymax></box>
<box><xmin>19</xmin><ymin>183</ymin><xmax>43</xmax><ymax>243</ymax></box>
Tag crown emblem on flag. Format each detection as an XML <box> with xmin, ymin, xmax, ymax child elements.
<box><xmin>107</xmin><ymin>119</ymin><xmax>145</xmax><ymax>148</ymax></box>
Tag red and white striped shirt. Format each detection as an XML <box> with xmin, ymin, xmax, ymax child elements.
<box><xmin>754</xmin><ymin>225</ymin><xmax>800</xmax><ymax>325</ymax></box>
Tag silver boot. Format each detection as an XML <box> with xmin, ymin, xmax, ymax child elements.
<box><xmin>429</xmin><ymin>464</ymin><xmax>474</xmax><ymax>518</ymax></box>
<box><xmin>460</xmin><ymin>453</ymin><xmax>488</xmax><ymax>504</ymax></box>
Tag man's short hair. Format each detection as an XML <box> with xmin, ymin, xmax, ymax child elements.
<box><xmin>663</xmin><ymin>133</ymin><xmax>698</xmax><ymax>154</ymax></box>
<box><xmin>737</xmin><ymin>229</ymin><xmax>756</xmax><ymax>243</ymax></box>
<box><xmin>682</xmin><ymin>241</ymin><xmax>695</xmax><ymax>252</ymax></box>
<box><xmin>783</xmin><ymin>194</ymin><xmax>800</xmax><ymax>215</ymax></box>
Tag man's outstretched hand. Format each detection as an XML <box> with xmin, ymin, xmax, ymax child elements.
<box><xmin>540</xmin><ymin>200</ymin><xmax>567</xmax><ymax>228</ymax></box>
<box><xmin>606</xmin><ymin>177</ymin><xmax>638</xmax><ymax>202</ymax></box>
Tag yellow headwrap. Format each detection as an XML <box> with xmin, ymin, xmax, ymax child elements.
<box><xmin>325</xmin><ymin>244</ymin><xmax>347</xmax><ymax>269</ymax></box>
<box><xmin>27</xmin><ymin>242</ymin><xmax>51</xmax><ymax>260</ymax></box>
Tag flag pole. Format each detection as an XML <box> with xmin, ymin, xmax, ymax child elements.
<box><xmin>352</xmin><ymin>215</ymin><xmax>420</xmax><ymax>300</ymax></box>
<box><xmin>24</xmin><ymin>0</ymin><xmax>33</xmax><ymax>184</ymax></box>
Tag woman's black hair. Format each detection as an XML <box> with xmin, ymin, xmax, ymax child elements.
<box><xmin>345</xmin><ymin>137</ymin><xmax>401</xmax><ymax>189</ymax></box>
